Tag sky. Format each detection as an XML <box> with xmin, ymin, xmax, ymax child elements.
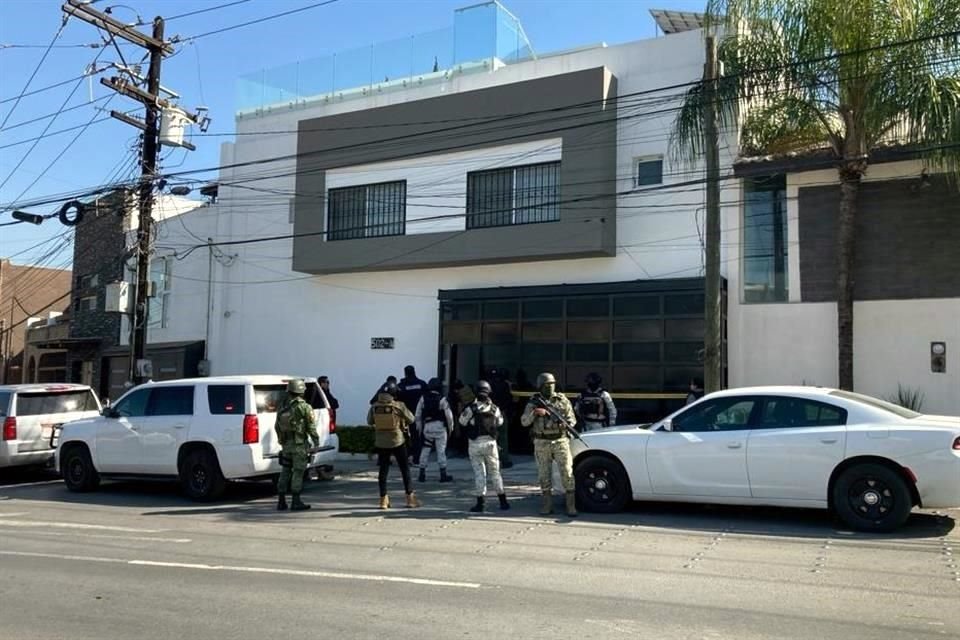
<box><xmin>0</xmin><ymin>0</ymin><xmax>705</xmax><ymax>266</ymax></box>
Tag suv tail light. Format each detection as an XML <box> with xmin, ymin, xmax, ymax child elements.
<box><xmin>329</xmin><ymin>409</ymin><xmax>336</xmax><ymax>434</ymax></box>
<box><xmin>2</xmin><ymin>417</ymin><xmax>15</xmax><ymax>441</ymax></box>
<box><xmin>953</xmin><ymin>436</ymin><xmax>960</xmax><ymax>451</ymax></box>
<box><xmin>242</xmin><ymin>414</ymin><xmax>260</xmax><ymax>445</ymax></box>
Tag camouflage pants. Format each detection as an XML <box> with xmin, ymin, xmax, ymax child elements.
<box><xmin>277</xmin><ymin>447</ymin><xmax>308</xmax><ymax>494</ymax></box>
<box><xmin>418</xmin><ymin>422</ymin><xmax>448</xmax><ymax>470</ymax></box>
<box><xmin>533</xmin><ymin>438</ymin><xmax>573</xmax><ymax>494</ymax></box>
<box><xmin>468</xmin><ymin>436</ymin><xmax>503</xmax><ymax>497</ymax></box>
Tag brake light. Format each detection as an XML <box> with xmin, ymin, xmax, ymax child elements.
<box><xmin>242</xmin><ymin>414</ymin><xmax>259</xmax><ymax>445</ymax></box>
<box><xmin>953</xmin><ymin>436</ymin><xmax>960</xmax><ymax>451</ymax></box>
<box><xmin>3</xmin><ymin>417</ymin><xmax>16</xmax><ymax>441</ymax></box>
<box><xmin>329</xmin><ymin>409</ymin><xmax>336</xmax><ymax>434</ymax></box>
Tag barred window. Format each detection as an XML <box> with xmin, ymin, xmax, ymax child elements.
<box><xmin>466</xmin><ymin>161</ymin><xmax>560</xmax><ymax>229</ymax></box>
<box><xmin>327</xmin><ymin>181</ymin><xmax>406</xmax><ymax>241</ymax></box>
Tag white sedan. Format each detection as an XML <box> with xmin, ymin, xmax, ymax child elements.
<box><xmin>570</xmin><ymin>386</ymin><xmax>960</xmax><ymax>532</ymax></box>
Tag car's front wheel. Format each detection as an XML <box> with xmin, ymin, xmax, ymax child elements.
<box><xmin>832</xmin><ymin>463</ymin><xmax>913</xmax><ymax>532</ymax></box>
<box><xmin>574</xmin><ymin>455</ymin><xmax>631</xmax><ymax>513</ymax></box>
<box><xmin>179</xmin><ymin>448</ymin><xmax>226</xmax><ymax>501</ymax></box>
<box><xmin>61</xmin><ymin>445</ymin><xmax>100</xmax><ymax>492</ymax></box>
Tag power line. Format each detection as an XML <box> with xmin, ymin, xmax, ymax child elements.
<box><xmin>0</xmin><ymin>44</ymin><xmax>109</xmax><ymax>192</ymax></box>
<box><xmin>0</xmin><ymin>70</ymin><xmax>102</xmax><ymax>106</ymax></box>
<box><xmin>163</xmin><ymin>0</ymin><xmax>255</xmax><ymax>22</ymax></box>
<box><xmin>0</xmin><ymin>17</ymin><xmax>68</xmax><ymax>130</ymax></box>
<box><xmin>0</xmin><ymin>95</ymin><xmax>113</xmax><ymax>133</ymax></box>
<box><xmin>174</xmin><ymin>0</ymin><xmax>341</xmax><ymax>43</ymax></box>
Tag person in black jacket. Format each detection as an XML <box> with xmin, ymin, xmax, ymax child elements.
<box><xmin>318</xmin><ymin>375</ymin><xmax>339</xmax><ymax>410</ymax></box>
<box><xmin>397</xmin><ymin>366</ymin><xmax>427</xmax><ymax>462</ymax></box>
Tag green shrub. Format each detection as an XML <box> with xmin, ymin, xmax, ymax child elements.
<box><xmin>885</xmin><ymin>384</ymin><xmax>925</xmax><ymax>412</ymax></box>
<box><xmin>336</xmin><ymin>425</ymin><xmax>375</xmax><ymax>454</ymax></box>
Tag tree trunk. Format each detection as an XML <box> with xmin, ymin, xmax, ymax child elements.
<box><xmin>836</xmin><ymin>165</ymin><xmax>862</xmax><ymax>390</ymax></box>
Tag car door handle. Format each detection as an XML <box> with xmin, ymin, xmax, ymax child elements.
<box><xmin>820</xmin><ymin>438</ymin><xmax>838</xmax><ymax>444</ymax></box>
<box><xmin>129</xmin><ymin>426</ymin><xmax>140</xmax><ymax>431</ymax></box>
<box><xmin>173</xmin><ymin>424</ymin><xmax>187</xmax><ymax>430</ymax></box>
<box><xmin>727</xmin><ymin>442</ymin><xmax>742</xmax><ymax>449</ymax></box>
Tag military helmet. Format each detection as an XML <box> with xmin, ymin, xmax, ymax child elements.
<box><xmin>428</xmin><ymin>377</ymin><xmax>442</xmax><ymax>392</ymax></box>
<box><xmin>585</xmin><ymin>372</ymin><xmax>602</xmax><ymax>388</ymax></box>
<box><xmin>383</xmin><ymin>381</ymin><xmax>399</xmax><ymax>398</ymax></box>
<box><xmin>475</xmin><ymin>380</ymin><xmax>492</xmax><ymax>395</ymax></box>
<box><xmin>287</xmin><ymin>379</ymin><xmax>306</xmax><ymax>395</ymax></box>
<box><xmin>536</xmin><ymin>372</ymin><xmax>556</xmax><ymax>388</ymax></box>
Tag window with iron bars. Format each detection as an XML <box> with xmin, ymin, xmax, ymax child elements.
<box><xmin>327</xmin><ymin>181</ymin><xmax>407</xmax><ymax>241</ymax></box>
<box><xmin>466</xmin><ymin>161</ymin><xmax>560</xmax><ymax>229</ymax></box>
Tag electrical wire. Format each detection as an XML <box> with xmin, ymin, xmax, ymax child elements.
<box><xmin>0</xmin><ymin>17</ymin><xmax>68</xmax><ymax>130</ymax></box>
<box><xmin>173</xmin><ymin>0</ymin><xmax>341</xmax><ymax>43</ymax></box>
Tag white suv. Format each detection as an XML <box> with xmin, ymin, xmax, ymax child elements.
<box><xmin>55</xmin><ymin>375</ymin><xmax>338</xmax><ymax>500</ymax></box>
<box><xmin>1</xmin><ymin>384</ymin><xmax>102</xmax><ymax>470</ymax></box>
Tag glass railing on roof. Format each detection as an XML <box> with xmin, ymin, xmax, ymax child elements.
<box><xmin>236</xmin><ymin>1</ymin><xmax>535</xmax><ymax>115</ymax></box>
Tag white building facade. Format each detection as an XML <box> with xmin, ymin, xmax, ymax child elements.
<box><xmin>156</xmin><ymin>4</ymin><xmax>958</xmax><ymax>423</ymax></box>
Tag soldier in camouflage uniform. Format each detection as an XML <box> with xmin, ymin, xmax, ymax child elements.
<box><xmin>521</xmin><ymin>372</ymin><xmax>578</xmax><ymax>517</ymax></box>
<box><xmin>275</xmin><ymin>379</ymin><xmax>320</xmax><ymax>512</ymax></box>
<box><xmin>368</xmin><ymin>382</ymin><xmax>420</xmax><ymax>510</ymax></box>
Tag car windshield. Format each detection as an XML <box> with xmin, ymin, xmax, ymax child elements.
<box><xmin>15</xmin><ymin>390</ymin><xmax>99</xmax><ymax>415</ymax></box>
<box><xmin>828</xmin><ymin>390</ymin><xmax>921</xmax><ymax>419</ymax></box>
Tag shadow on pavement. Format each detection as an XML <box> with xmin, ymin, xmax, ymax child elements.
<box><xmin>5</xmin><ymin>464</ymin><xmax>953</xmax><ymax>541</ymax></box>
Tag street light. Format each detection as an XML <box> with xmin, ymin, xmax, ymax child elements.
<box><xmin>11</xmin><ymin>210</ymin><xmax>44</xmax><ymax>225</ymax></box>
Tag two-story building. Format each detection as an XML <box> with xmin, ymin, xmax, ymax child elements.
<box><xmin>176</xmin><ymin>4</ymin><xmax>743</xmax><ymax>426</ymax></box>
<box><xmin>155</xmin><ymin>3</ymin><xmax>957</xmax><ymax>427</ymax></box>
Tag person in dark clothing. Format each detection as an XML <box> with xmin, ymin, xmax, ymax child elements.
<box><xmin>370</xmin><ymin>375</ymin><xmax>398</xmax><ymax>405</ymax></box>
<box><xmin>318</xmin><ymin>375</ymin><xmax>339</xmax><ymax>410</ymax></box>
<box><xmin>489</xmin><ymin>368</ymin><xmax>514</xmax><ymax>468</ymax></box>
<box><xmin>686</xmin><ymin>378</ymin><xmax>705</xmax><ymax>405</ymax></box>
<box><xmin>397</xmin><ymin>365</ymin><xmax>428</xmax><ymax>463</ymax></box>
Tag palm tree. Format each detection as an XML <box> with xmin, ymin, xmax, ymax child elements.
<box><xmin>672</xmin><ymin>0</ymin><xmax>960</xmax><ymax>390</ymax></box>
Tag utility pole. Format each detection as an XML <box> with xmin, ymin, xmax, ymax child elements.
<box><xmin>63</xmin><ymin>0</ymin><xmax>206</xmax><ymax>385</ymax></box>
<box><xmin>129</xmin><ymin>16</ymin><xmax>164</xmax><ymax>385</ymax></box>
<box><xmin>703</xmin><ymin>35</ymin><xmax>722</xmax><ymax>393</ymax></box>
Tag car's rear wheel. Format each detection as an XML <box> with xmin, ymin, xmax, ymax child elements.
<box><xmin>832</xmin><ymin>463</ymin><xmax>912</xmax><ymax>532</ymax></box>
<box><xmin>574</xmin><ymin>455</ymin><xmax>630</xmax><ymax>513</ymax></box>
<box><xmin>61</xmin><ymin>445</ymin><xmax>100</xmax><ymax>492</ymax></box>
<box><xmin>179</xmin><ymin>448</ymin><xmax>226</xmax><ymax>501</ymax></box>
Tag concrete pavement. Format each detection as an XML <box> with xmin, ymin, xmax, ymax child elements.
<box><xmin>0</xmin><ymin>461</ymin><xmax>957</xmax><ymax>639</ymax></box>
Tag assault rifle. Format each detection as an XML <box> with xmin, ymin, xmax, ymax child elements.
<box><xmin>532</xmin><ymin>395</ymin><xmax>587</xmax><ymax>445</ymax></box>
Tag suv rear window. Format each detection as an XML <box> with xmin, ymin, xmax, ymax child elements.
<box><xmin>0</xmin><ymin>392</ymin><xmax>10</xmax><ymax>416</ymax></box>
<box><xmin>208</xmin><ymin>385</ymin><xmax>245</xmax><ymax>415</ymax></box>
<box><xmin>15</xmin><ymin>390</ymin><xmax>99</xmax><ymax>416</ymax></box>
<box><xmin>254</xmin><ymin>383</ymin><xmax>327</xmax><ymax>414</ymax></box>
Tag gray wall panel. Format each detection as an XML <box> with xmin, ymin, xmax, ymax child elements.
<box><xmin>292</xmin><ymin>67</ymin><xmax>618</xmax><ymax>274</ymax></box>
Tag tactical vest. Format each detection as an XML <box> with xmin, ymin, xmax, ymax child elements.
<box><xmin>372</xmin><ymin>404</ymin><xmax>404</xmax><ymax>432</ymax></box>
<box><xmin>421</xmin><ymin>393</ymin><xmax>444</xmax><ymax>423</ymax></box>
<box><xmin>466</xmin><ymin>402</ymin><xmax>498</xmax><ymax>440</ymax></box>
<box><xmin>579</xmin><ymin>389</ymin><xmax>607</xmax><ymax>422</ymax></box>
<box><xmin>277</xmin><ymin>399</ymin><xmax>305</xmax><ymax>444</ymax></box>
<box><xmin>531</xmin><ymin>396</ymin><xmax>566</xmax><ymax>439</ymax></box>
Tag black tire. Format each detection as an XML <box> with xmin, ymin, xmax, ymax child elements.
<box><xmin>574</xmin><ymin>455</ymin><xmax>631</xmax><ymax>513</ymax></box>
<box><xmin>833</xmin><ymin>463</ymin><xmax>913</xmax><ymax>533</ymax></box>
<box><xmin>179</xmin><ymin>448</ymin><xmax>227</xmax><ymax>501</ymax></box>
<box><xmin>60</xmin><ymin>445</ymin><xmax>100</xmax><ymax>492</ymax></box>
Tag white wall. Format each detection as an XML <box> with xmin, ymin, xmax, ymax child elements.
<box><xmin>159</xmin><ymin>29</ymin><xmax>752</xmax><ymax>425</ymax></box>
<box><xmin>728</xmin><ymin>160</ymin><xmax>959</xmax><ymax>415</ymax></box>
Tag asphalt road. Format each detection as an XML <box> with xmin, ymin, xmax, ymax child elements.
<box><xmin>0</xmin><ymin>461</ymin><xmax>957</xmax><ymax>640</ymax></box>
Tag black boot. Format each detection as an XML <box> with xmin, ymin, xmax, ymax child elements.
<box><xmin>291</xmin><ymin>493</ymin><xmax>311</xmax><ymax>511</ymax></box>
<box><xmin>469</xmin><ymin>496</ymin><xmax>485</xmax><ymax>513</ymax></box>
<box><xmin>277</xmin><ymin>494</ymin><xmax>288</xmax><ymax>511</ymax></box>
<box><xmin>418</xmin><ymin>467</ymin><xmax>426</xmax><ymax>483</ymax></box>
<box><xmin>498</xmin><ymin>493</ymin><xmax>510</xmax><ymax>510</ymax></box>
<box><xmin>439</xmin><ymin>468</ymin><xmax>453</xmax><ymax>483</ymax></box>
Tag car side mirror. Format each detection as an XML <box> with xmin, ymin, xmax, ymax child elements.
<box><xmin>658</xmin><ymin>419</ymin><xmax>673</xmax><ymax>432</ymax></box>
<box><xmin>103</xmin><ymin>407</ymin><xmax>120</xmax><ymax>419</ymax></box>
